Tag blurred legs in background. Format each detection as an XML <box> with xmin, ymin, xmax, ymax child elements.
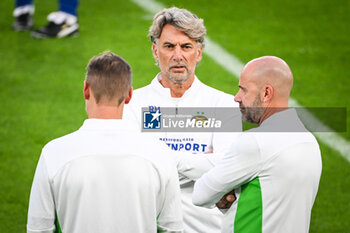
<box><xmin>12</xmin><ymin>0</ymin><xmax>79</xmax><ymax>38</ymax></box>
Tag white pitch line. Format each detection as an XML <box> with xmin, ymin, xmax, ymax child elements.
<box><xmin>204</xmin><ymin>37</ymin><xmax>245</xmax><ymax>77</ymax></box>
<box><xmin>130</xmin><ymin>0</ymin><xmax>350</xmax><ymax>162</ymax></box>
<box><xmin>131</xmin><ymin>0</ymin><xmax>164</xmax><ymax>14</ymax></box>
<box><xmin>288</xmin><ymin>99</ymin><xmax>350</xmax><ymax>162</ymax></box>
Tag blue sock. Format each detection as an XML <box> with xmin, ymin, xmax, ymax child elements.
<box><xmin>59</xmin><ymin>0</ymin><xmax>79</xmax><ymax>16</ymax></box>
<box><xmin>15</xmin><ymin>0</ymin><xmax>33</xmax><ymax>8</ymax></box>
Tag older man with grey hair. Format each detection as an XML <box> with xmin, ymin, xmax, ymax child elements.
<box><xmin>124</xmin><ymin>7</ymin><xmax>242</xmax><ymax>233</ymax></box>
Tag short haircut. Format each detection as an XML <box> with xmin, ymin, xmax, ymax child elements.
<box><xmin>85</xmin><ymin>51</ymin><xmax>132</xmax><ymax>105</ymax></box>
<box><xmin>149</xmin><ymin>7</ymin><xmax>207</xmax><ymax>47</ymax></box>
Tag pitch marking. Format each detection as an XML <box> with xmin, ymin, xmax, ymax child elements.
<box><xmin>131</xmin><ymin>0</ymin><xmax>350</xmax><ymax>162</ymax></box>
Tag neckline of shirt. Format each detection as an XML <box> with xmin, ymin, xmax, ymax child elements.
<box><xmin>152</xmin><ymin>73</ymin><xmax>202</xmax><ymax>100</ymax></box>
<box><xmin>258</xmin><ymin>108</ymin><xmax>306</xmax><ymax>132</ymax></box>
<box><xmin>80</xmin><ymin>119</ymin><xmax>138</xmax><ymax>132</ymax></box>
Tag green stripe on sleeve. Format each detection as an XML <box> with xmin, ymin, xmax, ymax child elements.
<box><xmin>234</xmin><ymin>177</ymin><xmax>263</xmax><ymax>233</ymax></box>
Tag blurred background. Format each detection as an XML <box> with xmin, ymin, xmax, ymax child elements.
<box><xmin>0</xmin><ymin>0</ymin><xmax>349</xmax><ymax>232</ymax></box>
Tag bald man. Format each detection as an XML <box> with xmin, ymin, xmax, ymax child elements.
<box><xmin>192</xmin><ymin>56</ymin><xmax>322</xmax><ymax>233</ymax></box>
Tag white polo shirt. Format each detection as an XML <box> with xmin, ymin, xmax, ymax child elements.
<box><xmin>124</xmin><ymin>74</ymin><xmax>242</xmax><ymax>233</ymax></box>
<box><xmin>193</xmin><ymin>109</ymin><xmax>322</xmax><ymax>233</ymax></box>
<box><xmin>27</xmin><ymin>119</ymin><xmax>183</xmax><ymax>233</ymax></box>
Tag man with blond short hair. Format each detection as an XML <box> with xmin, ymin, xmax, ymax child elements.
<box><xmin>27</xmin><ymin>52</ymin><xmax>183</xmax><ymax>233</ymax></box>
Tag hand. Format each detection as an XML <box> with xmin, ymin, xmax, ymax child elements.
<box><xmin>216</xmin><ymin>190</ymin><xmax>236</xmax><ymax>209</ymax></box>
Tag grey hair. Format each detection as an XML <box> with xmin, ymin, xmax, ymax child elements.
<box><xmin>149</xmin><ymin>7</ymin><xmax>207</xmax><ymax>47</ymax></box>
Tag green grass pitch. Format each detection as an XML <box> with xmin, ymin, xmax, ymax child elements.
<box><xmin>0</xmin><ymin>0</ymin><xmax>349</xmax><ymax>232</ymax></box>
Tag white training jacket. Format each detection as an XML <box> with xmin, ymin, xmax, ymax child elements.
<box><xmin>124</xmin><ymin>74</ymin><xmax>242</xmax><ymax>233</ymax></box>
<box><xmin>27</xmin><ymin>119</ymin><xmax>183</xmax><ymax>233</ymax></box>
<box><xmin>193</xmin><ymin>109</ymin><xmax>322</xmax><ymax>233</ymax></box>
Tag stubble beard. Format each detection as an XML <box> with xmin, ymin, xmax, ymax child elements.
<box><xmin>165</xmin><ymin>71</ymin><xmax>190</xmax><ymax>85</ymax></box>
<box><xmin>240</xmin><ymin>94</ymin><xmax>263</xmax><ymax>124</ymax></box>
<box><xmin>164</xmin><ymin>61</ymin><xmax>192</xmax><ymax>85</ymax></box>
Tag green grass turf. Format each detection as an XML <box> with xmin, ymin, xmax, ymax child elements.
<box><xmin>0</xmin><ymin>0</ymin><xmax>349</xmax><ymax>232</ymax></box>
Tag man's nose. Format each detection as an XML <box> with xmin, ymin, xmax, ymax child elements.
<box><xmin>234</xmin><ymin>92</ymin><xmax>241</xmax><ymax>102</ymax></box>
<box><xmin>172</xmin><ymin>45</ymin><xmax>183</xmax><ymax>61</ymax></box>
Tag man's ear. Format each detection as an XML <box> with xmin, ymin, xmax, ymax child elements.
<box><xmin>152</xmin><ymin>43</ymin><xmax>159</xmax><ymax>61</ymax></box>
<box><xmin>196</xmin><ymin>44</ymin><xmax>203</xmax><ymax>64</ymax></box>
<box><xmin>83</xmin><ymin>81</ymin><xmax>90</xmax><ymax>100</ymax></box>
<box><xmin>262</xmin><ymin>84</ymin><xmax>274</xmax><ymax>102</ymax></box>
<box><xmin>124</xmin><ymin>87</ymin><xmax>133</xmax><ymax>104</ymax></box>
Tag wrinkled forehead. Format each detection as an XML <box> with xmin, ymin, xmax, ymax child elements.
<box><xmin>240</xmin><ymin>64</ymin><xmax>258</xmax><ymax>83</ymax></box>
<box><xmin>239</xmin><ymin>65</ymin><xmax>266</xmax><ymax>93</ymax></box>
<box><xmin>158</xmin><ymin>24</ymin><xmax>196</xmax><ymax>44</ymax></box>
<box><xmin>239</xmin><ymin>74</ymin><xmax>259</xmax><ymax>92</ymax></box>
